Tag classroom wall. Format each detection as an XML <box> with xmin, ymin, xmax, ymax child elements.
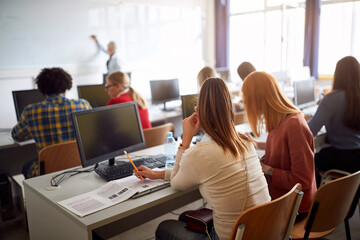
<box><xmin>0</xmin><ymin>0</ymin><xmax>215</xmax><ymax>128</ymax></box>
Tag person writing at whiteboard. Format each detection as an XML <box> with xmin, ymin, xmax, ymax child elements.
<box><xmin>91</xmin><ymin>35</ymin><xmax>121</xmax><ymax>74</ymax></box>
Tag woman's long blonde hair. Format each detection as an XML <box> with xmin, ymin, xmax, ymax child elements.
<box><xmin>107</xmin><ymin>71</ymin><xmax>147</xmax><ymax>109</ymax></box>
<box><xmin>242</xmin><ymin>71</ymin><xmax>300</xmax><ymax>137</ymax></box>
<box><xmin>198</xmin><ymin>78</ymin><xmax>249</xmax><ymax>159</ymax></box>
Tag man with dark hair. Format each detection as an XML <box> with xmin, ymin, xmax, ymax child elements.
<box><xmin>11</xmin><ymin>67</ymin><xmax>91</xmax><ymax>178</ymax></box>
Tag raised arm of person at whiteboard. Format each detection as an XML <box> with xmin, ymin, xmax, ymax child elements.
<box><xmin>91</xmin><ymin>35</ymin><xmax>121</xmax><ymax>74</ymax></box>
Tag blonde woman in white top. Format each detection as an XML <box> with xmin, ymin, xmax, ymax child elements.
<box><xmin>135</xmin><ymin>78</ymin><xmax>270</xmax><ymax>240</ymax></box>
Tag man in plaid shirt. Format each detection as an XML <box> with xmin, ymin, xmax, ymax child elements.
<box><xmin>12</xmin><ymin>67</ymin><xmax>91</xmax><ymax>178</ymax></box>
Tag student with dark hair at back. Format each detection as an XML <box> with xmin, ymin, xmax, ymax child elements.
<box><xmin>242</xmin><ymin>71</ymin><xmax>316</xmax><ymax>221</ymax></box>
<box><xmin>12</xmin><ymin>67</ymin><xmax>91</xmax><ymax>178</ymax></box>
<box><xmin>308</xmin><ymin>56</ymin><xmax>360</xmax><ymax>180</ymax></box>
<box><xmin>105</xmin><ymin>71</ymin><xmax>152</xmax><ymax>129</ymax></box>
<box><xmin>134</xmin><ymin>78</ymin><xmax>270</xmax><ymax>240</ymax></box>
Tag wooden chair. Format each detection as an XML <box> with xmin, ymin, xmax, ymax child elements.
<box><xmin>291</xmin><ymin>170</ymin><xmax>360</xmax><ymax>240</ymax></box>
<box><xmin>230</xmin><ymin>183</ymin><xmax>303</xmax><ymax>240</ymax></box>
<box><xmin>234</xmin><ymin>111</ymin><xmax>248</xmax><ymax>125</ymax></box>
<box><xmin>143</xmin><ymin>123</ymin><xmax>175</xmax><ymax>149</ymax></box>
<box><xmin>38</xmin><ymin>140</ymin><xmax>81</xmax><ymax>174</ymax></box>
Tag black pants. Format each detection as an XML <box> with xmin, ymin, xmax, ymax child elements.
<box><xmin>315</xmin><ymin>147</ymin><xmax>360</xmax><ymax>185</ymax></box>
<box><xmin>155</xmin><ymin>211</ymin><xmax>219</xmax><ymax>240</ymax></box>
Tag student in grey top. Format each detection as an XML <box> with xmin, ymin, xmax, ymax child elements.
<box><xmin>91</xmin><ymin>35</ymin><xmax>121</xmax><ymax>74</ymax></box>
<box><xmin>308</xmin><ymin>56</ymin><xmax>360</xmax><ymax>182</ymax></box>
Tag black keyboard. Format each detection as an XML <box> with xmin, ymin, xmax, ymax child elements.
<box><xmin>95</xmin><ymin>154</ymin><xmax>166</xmax><ymax>181</ymax></box>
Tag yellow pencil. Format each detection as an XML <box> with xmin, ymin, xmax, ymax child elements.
<box><xmin>124</xmin><ymin>151</ymin><xmax>144</xmax><ymax>180</ymax></box>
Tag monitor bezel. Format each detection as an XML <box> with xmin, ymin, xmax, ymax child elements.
<box><xmin>180</xmin><ymin>93</ymin><xmax>198</xmax><ymax>119</ymax></box>
<box><xmin>293</xmin><ymin>77</ymin><xmax>317</xmax><ymax>110</ymax></box>
<box><xmin>12</xmin><ymin>89</ymin><xmax>45</xmax><ymax>121</ymax></box>
<box><xmin>149</xmin><ymin>79</ymin><xmax>180</xmax><ymax>105</ymax></box>
<box><xmin>77</xmin><ymin>84</ymin><xmax>110</xmax><ymax>108</ymax></box>
<box><xmin>71</xmin><ymin>101</ymin><xmax>146</xmax><ymax>168</ymax></box>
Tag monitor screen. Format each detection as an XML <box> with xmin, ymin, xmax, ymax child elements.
<box><xmin>72</xmin><ymin>101</ymin><xmax>145</xmax><ymax>168</ymax></box>
<box><xmin>77</xmin><ymin>84</ymin><xmax>110</xmax><ymax>108</ymax></box>
<box><xmin>293</xmin><ymin>77</ymin><xmax>316</xmax><ymax>110</ymax></box>
<box><xmin>181</xmin><ymin>94</ymin><xmax>198</xmax><ymax>119</ymax></box>
<box><xmin>12</xmin><ymin>89</ymin><xmax>45</xmax><ymax>121</ymax></box>
<box><xmin>150</xmin><ymin>79</ymin><xmax>180</xmax><ymax>108</ymax></box>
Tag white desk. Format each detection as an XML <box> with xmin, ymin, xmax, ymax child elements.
<box><xmin>24</xmin><ymin>145</ymin><xmax>201</xmax><ymax>240</ymax></box>
<box><xmin>236</xmin><ymin>123</ymin><xmax>266</xmax><ymax>158</ymax></box>
<box><xmin>148</xmin><ymin>106</ymin><xmax>183</xmax><ymax>138</ymax></box>
<box><xmin>148</xmin><ymin>107</ymin><xmax>182</xmax><ymax>123</ymax></box>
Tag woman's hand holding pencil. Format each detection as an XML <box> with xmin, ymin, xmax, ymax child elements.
<box><xmin>124</xmin><ymin>151</ymin><xmax>144</xmax><ymax>180</ymax></box>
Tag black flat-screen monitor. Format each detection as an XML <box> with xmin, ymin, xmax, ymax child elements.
<box><xmin>77</xmin><ymin>84</ymin><xmax>110</xmax><ymax>108</ymax></box>
<box><xmin>181</xmin><ymin>94</ymin><xmax>198</xmax><ymax>119</ymax></box>
<box><xmin>12</xmin><ymin>89</ymin><xmax>45</xmax><ymax>121</ymax></box>
<box><xmin>150</xmin><ymin>78</ymin><xmax>180</xmax><ymax>111</ymax></box>
<box><xmin>293</xmin><ymin>77</ymin><xmax>316</xmax><ymax>110</ymax></box>
<box><xmin>72</xmin><ymin>101</ymin><xmax>146</xmax><ymax>179</ymax></box>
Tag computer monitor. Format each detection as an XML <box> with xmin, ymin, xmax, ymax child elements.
<box><xmin>12</xmin><ymin>89</ymin><xmax>45</xmax><ymax>121</ymax></box>
<box><xmin>77</xmin><ymin>84</ymin><xmax>110</xmax><ymax>108</ymax></box>
<box><xmin>72</xmin><ymin>101</ymin><xmax>146</xmax><ymax>178</ymax></box>
<box><xmin>293</xmin><ymin>77</ymin><xmax>316</xmax><ymax>110</ymax></box>
<box><xmin>150</xmin><ymin>79</ymin><xmax>180</xmax><ymax>111</ymax></box>
<box><xmin>181</xmin><ymin>94</ymin><xmax>198</xmax><ymax>119</ymax></box>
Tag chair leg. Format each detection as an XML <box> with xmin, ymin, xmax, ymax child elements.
<box><xmin>303</xmin><ymin>202</ymin><xmax>320</xmax><ymax>240</ymax></box>
<box><xmin>344</xmin><ymin>219</ymin><xmax>351</xmax><ymax>240</ymax></box>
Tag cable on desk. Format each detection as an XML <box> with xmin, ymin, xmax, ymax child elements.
<box><xmin>50</xmin><ymin>166</ymin><xmax>95</xmax><ymax>187</ymax></box>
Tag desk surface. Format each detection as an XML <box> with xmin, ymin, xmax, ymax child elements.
<box><xmin>148</xmin><ymin>106</ymin><xmax>182</xmax><ymax>123</ymax></box>
<box><xmin>0</xmin><ymin>128</ymin><xmax>35</xmax><ymax>149</ymax></box>
<box><xmin>24</xmin><ymin>145</ymin><xmax>201</xmax><ymax>240</ymax></box>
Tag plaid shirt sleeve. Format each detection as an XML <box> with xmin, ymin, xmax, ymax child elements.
<box><xmin>11</xmin><ymin>106</ymin><xmax>32</xmax><ymax>141</ymax></box>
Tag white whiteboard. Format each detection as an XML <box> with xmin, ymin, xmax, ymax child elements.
<box><xmin>0</xmin><ymin>0</ymin><xmax>123</xmax><ymax>69</ymax></box>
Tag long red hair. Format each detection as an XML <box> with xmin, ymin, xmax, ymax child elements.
<box><xmin>242</xmin><ymin>71</ymin><xmax>300</xmax><ymax>137</ymax></box>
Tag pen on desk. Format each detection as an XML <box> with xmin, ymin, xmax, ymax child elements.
<box><xmin>124</xmin><ymin>151</ymin><xmax>144</xmax><ymax>180</ymax></box>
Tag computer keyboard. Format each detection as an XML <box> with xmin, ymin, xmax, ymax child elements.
<box><xmin>95</xmin><ymin>154</ymin><xmax>166</xmax><ymax>181</ymax></box>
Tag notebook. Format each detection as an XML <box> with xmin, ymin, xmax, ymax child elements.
<box><xmin>114</xmin><ymin>173</ymin><xmax>171</xmax><ymax>199</ymax></box>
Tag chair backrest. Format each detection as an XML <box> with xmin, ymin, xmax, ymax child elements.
<box><xmin>230</xmin><ymin>183</ymin><xmax>303</xmax><ymax>240</ymax></box>
<box><xmin>38</xmin><ymin>140</ymin><xmax>81</xmax><ymax>174</ymax></box>
<box><xmin>234</xmin><ymin>111</ymin><xmax>247</xmax><ymax>125</ymax></box>
<box><xmin>143</xmin><ymin>123</ymin><xmax>175</xmax><ymax>149</ymax></box>
<box><xmin>302</xmin><ymin>170</ymin><xmax>360</xmax><ymax>233</ymax></box>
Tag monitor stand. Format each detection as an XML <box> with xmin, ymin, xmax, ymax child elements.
<box><xmin>95</xmin><ymin>158</ymin><xmax>115</xmax><ymax>171</ymax></box>
<box><xmin>95</xmin><ymin>158</ymin><xmax>121</xmax><ymax>181</ymax></box>
<box><xmin>162</xmin><ymin>102</ymin><xmax>176</xmax><ymax>112</ymax></box>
